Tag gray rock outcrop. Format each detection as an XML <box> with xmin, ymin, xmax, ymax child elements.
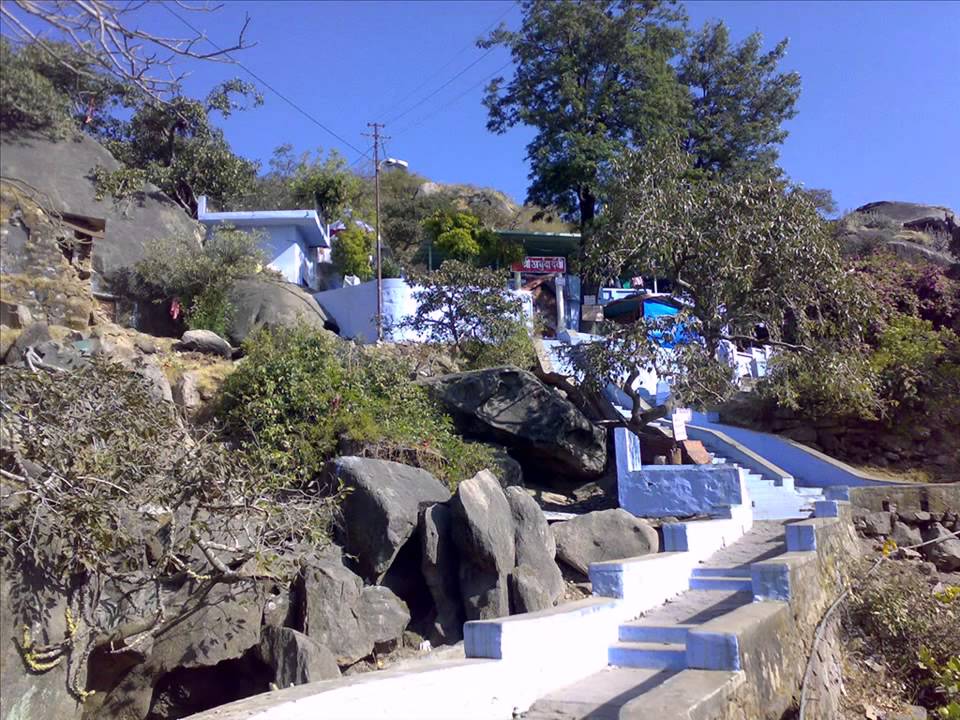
<box><xmin>297</xmin><ymin>557</ymin><xmax>410</xmax><ymax>666</ymax></box>
<box><xmin>0</xmin><ymin>130</ymin><xmax>200</xmax><ymax>283</ymax></box>
<box><xmin>419</xmin><ymin>503</ymin><xmax>464</xmax><ymax>643</ymax></box>
<box><xmin>920</xmin><ymin>522</ymin><xmax>960</xmax><ymax>572</ymax></box>
<box><xmin>257</xmin><ymin>626</ymin><xmax>341</xmax><ymax>688</ymax></box>
<box><xmin>450</xmin><ymin>469</ymin><xmax>516</xmax><ymax>620</ymax></box>
<box><xmin>505</xmin><ymin>487</ymin><xmax>563</xmax><ymax>611</ymax></box>
<box><xmin>329</xmin><ymin>457</ymin><xmax>451</xmax><ymax>582</ymax></box>
<box><xmin>421</xmin><ymin>367</ymin><xmax>607</xmax><ymax>484</ymax></box>
<box><xmin>552</xmin><ymin>509</ymin><xmax>659</xmax><ymax>575</ymax></box>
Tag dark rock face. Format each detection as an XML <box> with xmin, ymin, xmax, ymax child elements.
<box><xmin>257</xmin><ymin>626</ymin><xmax>340</xmax><ymax>688</ymax></box>
<box><xmin>505</xmin><ymin>487</ymin><xmax>563</xmax><ymax>610</ymax></box>
<box><xmin>0</xmin><ymin>131</ymin><xmax>200</xmax><ymax>283</ymax></box>
<box><xmin>449</xmin><ymin>470</ymin><xmax>516</xmax><ymax>620</ymax></box>
<box><xmin>297</xmin><ymin>558</ymin><xmax>410</xmax><ymax>666</ymax></box>
<box><xmin>178</xmin><ymin>329</ymin><xmax>233</xmax><ymax>358</ymax></box>
<box><xmin>421</xmin><ymin>367</ymin><xmax>607</xmax><ymax>483</ymax></box>
<box><xmin>329</xmin><ymin>457</ymin><xmax>451</xmax><ymax>582</ymax></box>
<box><xmin>227</xmin><ymin>277</ymin><xmax>334</xmax><ymax>346</ymax></box>
<box><xmin>552</xmin><ymin>509</ymin><xmax>659</xmax><ymax>575</ymax></box>
<box><xmin>483</xmin><ymin>444</ymin><xmax>525</xmax><ymax>488</ymax></box>
<box><xmin>0</xmin><ymin>558</ymin><xmax>83</xmax><ymax>720</ymax></box>
<box><xmin>95</xmin><ymin>582</ymin><xmax>266</xmax><ymax>719</ymax></box>
<box><xmin>920</xmin><ymin>522</ymin><xmax>960</xmax><ymax>572</ymax></box>
<box><xmin>419</xmin><ymin>503</ymin><xmax>464</xmax><ymax>644</ymax></box>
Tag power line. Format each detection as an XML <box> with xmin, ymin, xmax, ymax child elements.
<box><xmin>393</xmin><ymin>58</ymin><xmax>513</xmax><ymax>138</ymax></box>
<box><xmin>374</xmin><ymin>1</ymin><xmax>516</xmax><ymax>122</ymax></box>
<box><xmin>383</xmin><ymin>46</ymin><xmax>497</xmax><ymax>126</ymax></box>
<box><xmin>162</xmin><ymin>2</ymin><xmax>370</xmax><ymax>162</ymax></box>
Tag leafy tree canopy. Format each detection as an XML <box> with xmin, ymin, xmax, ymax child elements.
<box><xmin>679</xmin><ymin>20</ymin><xmax>801</xmax><ymax>178</ymax></box>
<box><xmin>92</xmin><ymin>79</ymin><xmax>262</xmax><ymax>216</ymax></box>
<box><xmin>481</xmin><ymin>0</ymin><xmax>689</xmax><ymax>228</ymax></box>
<box><xmin>0</xmin><ymin>37</ymin><xmax>130</xmax><ymax>136</ymax></box>
<box><xmin>402</xmin><ymin>260</ymin><xmax>533</xmax><ymax>368</ymax></box>
<box><xmin>422</xmin><ymin>209</ymin><xmax>524</xmax><ymax>267</ymax></box>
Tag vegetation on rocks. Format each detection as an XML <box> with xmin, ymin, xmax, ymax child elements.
<box><xmin>217</xmin><ymin>324</ymin><xmax>496</xmax><ymax>488</ymax></box>
<box><xmin>0</xmin><ymin>359</ymin><xmax>340</xmax><ymax>698</ymax></box>
<box><xmin>846</xmin><ymin>560</ymin><xmax>960</xmax><ymax>717</ymax></box>
<box><xmin>116</xmin><ymin>226</ymin><xmax>266</xmax><ymax>336</ymax></box>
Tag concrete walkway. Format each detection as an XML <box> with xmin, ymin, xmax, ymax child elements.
<box><xmin>521</xmin><ymin>523</ymin><xmax>788</xmax><ymax>719</ymax></box>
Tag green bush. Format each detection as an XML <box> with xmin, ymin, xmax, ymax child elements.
<box><xmin>216</xmin><ymin>325</ymin><xmax>495</xmax><ymax>488</ymax></box>
<box><xmin>331</xmin><ymin>225</ymin><xmax>374</xmax><ymax>280</ymax></box>
<box><xmin>121</xmin><ymin>226</ymin><xmax>264</xmax><ymax>333</ymax></box>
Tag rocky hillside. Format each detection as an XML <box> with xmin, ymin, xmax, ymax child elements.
<box><xmin>837</xmin><ymin>200</ymin><xmax>959</xmax><ymax>266</ymax></box>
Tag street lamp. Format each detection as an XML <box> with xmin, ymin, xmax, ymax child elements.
<box><xmin>375</xmin><ymin>156</ymin><xmax>408</xmax><ymax>341</ymax></box>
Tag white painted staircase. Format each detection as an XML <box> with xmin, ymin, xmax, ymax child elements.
<box><xmin>710</xmin><ymin>454</ymin><xmax>824</xmax><ymax>520</ymax></box>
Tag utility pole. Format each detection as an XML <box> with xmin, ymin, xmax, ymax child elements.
<box><xmin>365</xmin><ymin>122</ymin><xmax>386</xmax><ymax>342</ymax></box>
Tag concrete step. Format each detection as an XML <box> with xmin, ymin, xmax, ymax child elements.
<box><xmin>618</xmin><ymin>623</ymin><xmax>693</xmax><ymax>644</ymax></box>
<box><xmin>688</xmin><ymin>576</ymin><xmax>753</xmax><ymax>592</ymax></box>
<box><xmin>690</xmin><ymin>566</ymin><xmax>752</xmax><ymax>579</ymax></box>
<box><xmin>609</xmin><ymin>641</ymin><xmax>687</xmax><ymax>669</ymax></box>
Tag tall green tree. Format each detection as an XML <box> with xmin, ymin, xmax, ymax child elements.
<box><xmin>481</xmin><ymin>0</ymin><xmax>689</xmax><ymax>229</ymax></box>
<box><xmin>679</xmin><ymin>21</ymin><xmax>801</xmax><ymax>178</ymax></box>
<box><xmin>421</xmin><ymin>209</ymin><xmax>523</xmax><ymax>267</ymax></box>
<box><xmin>92</xmin><ymin>79</ymin><xmax>262</xmax><ymax>216</ymax></box>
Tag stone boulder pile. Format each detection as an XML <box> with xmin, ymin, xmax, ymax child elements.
<box><xmin>856</xmin><ymin>507</ymin><xmax>960</xmax><ymax>572</ymax></box>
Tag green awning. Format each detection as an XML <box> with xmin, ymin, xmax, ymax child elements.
<box><xmin>495</xmin><ymin>229</ymin><xmax>581</xmax><ymax>258</ymax></box>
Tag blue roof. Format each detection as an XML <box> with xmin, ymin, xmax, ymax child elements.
<box><xmin>197</xmin><ymin>196</ymin><xmax>330</xmax><ymax>248</ymax></box>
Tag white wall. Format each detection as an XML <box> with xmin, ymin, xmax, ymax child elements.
<box><xmin>315</xmin><ymin>279</ymin><xmax>533</xmax><ymax>345</ymax></box>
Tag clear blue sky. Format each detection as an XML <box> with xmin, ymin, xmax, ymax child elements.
<box><xmin>132</xmin><ymin>1</ymin><xmax>960</xmax><ymax>211</ymax></box>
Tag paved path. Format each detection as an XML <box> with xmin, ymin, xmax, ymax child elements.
<box><xmin>521</xmin><ymin>522</ymin><xmax>788</xmax><ymax>720</ymax></box>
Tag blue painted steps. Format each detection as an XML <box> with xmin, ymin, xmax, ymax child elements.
<box><xmin>619</xmin><ymin>623</ymin><xmax>694</xmax><ymax>644</ymax></box>
<box><xmin>688</xmin><ymin>576</ymin><xmax>753</xmax><ymax>592</ymax></box>
<box><xmin>608</xmin><ymin>641</ymin><xmax>687</xmax><ymax>669</ymax></box>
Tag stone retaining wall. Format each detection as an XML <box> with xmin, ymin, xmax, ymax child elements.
<box><xmin>849</xmin><ymin>484</ymin><xmax>960</xmax><ymax>514</ymax></box>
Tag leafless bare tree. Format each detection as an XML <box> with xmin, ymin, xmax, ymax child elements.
<box><xmin>0</xmin><ymin>0</ymin><xmax>253</xmax><ymax>101</ymax></box>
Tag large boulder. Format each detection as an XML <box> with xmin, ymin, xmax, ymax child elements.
<box><xmin>510</xmin><ymin>565</ymin><xmax>554</xmax><ymax>614</ymax></box>
<box><xmin>328</xmin><ymin>457</ymin><xmax>451</xmax><ymax>582</ymax></box>
<box><xmin>449</xmin><ymin>470</ymin><xmax>516</xmax><ymax>620</ymax></box>
<box><xmin>505</xmin><ymin>487</ymin><xmax>563</xmax><ymax>611</ymax></box>
<box><xmin>178</xmin><ymin>329</ymin><xmax>233</xmax><ymax>358</ymax></box>
<box><xmin>297</xmin><ymin>557</ymin><xmax>410</xmax><ymax>666</ymax></box>
<box><xmin>419</xmin><ymin>503</ymin><xmax>464</xmax><ymax>644</ymax></box>
<box><xmin>226</xmin><ymin>277</ymin><xmax>334</xmax><ymax>346</ymax></box>
<box><xmin>552</xmin><ymin>509</ymin><xmax>659</xmax><ymax>575</ymax></box>
<box><xmin>0</xmin><ymin>131</ymin><xmax>200</xmax><ymax>283</ymax></box>
<box><xmin>920</xmin><ymin>523</ymin><xmax>960</xmax><ymax>572</ymax></box>
<box><xmin>257</xmin><ymin>626</ymin><xmax>340</xmax><ymax>688</ymax></box>
<box><xmin>421</xmin><ymin>368</ymin><xmax>607</xmax><ymax>484</ymax></box>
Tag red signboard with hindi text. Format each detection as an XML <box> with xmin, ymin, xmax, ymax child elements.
<box><xmin>511</xmin><ymin>256</ymin><xmax>567</xmax><ymax>274</ymax></box>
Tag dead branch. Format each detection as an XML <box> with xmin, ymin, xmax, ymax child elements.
<box><xmin>0</xmin><ymin>0</ymin><xmax>254</xmax><ymax>102</ymax></box>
